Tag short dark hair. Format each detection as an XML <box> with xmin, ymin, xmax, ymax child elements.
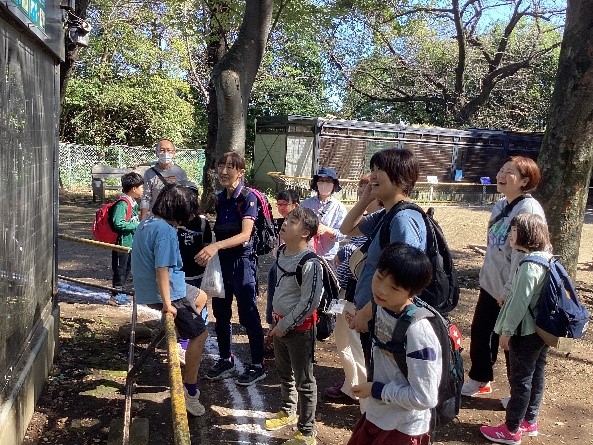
<box><xmin>287</xmin><ymin>206</ymin><xmax>319</xmax><ymax>241</ymax></box>
<box><xmin>507</xmin><ymin>156</ymin><xmax>541</xmax><ymax>192</ymax></box>
<box><xmin>276</xmin><ymin>189</ymin><xmax>300</xmax><ymax>204</ymax></box>
<box><xmin>376</xmin><ymin>243</ymin><xmax>432</xmax><ymax>295</ymax></box>
<box><xmin>121</xmin><ymin>172</ymin><xmax>144</xmax><ymax>193</ymax></box>
<box><xmin>510</xmin><ymin>213</ymin><xmax>551</xmax><ymax>253</ymax></box>
<box><xmin>370</xmin><ymin>148</ymin><xmax>419</xmax><ymax>196</ymax></box>
<box><xmin>152</xmin><ymin>184</ymin><xmax>199</xmax><ymax>225</ymax></box>
<box><xmin>218</xmin><ymin>151</ymin><xmax>246</xmax><ymax>170</ymax></box>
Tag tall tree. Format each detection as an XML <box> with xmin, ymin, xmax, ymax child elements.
<box><xmin>535</xmin><ymin>0</ymin><xmax>593</xmax><ymax>277</ymax></box>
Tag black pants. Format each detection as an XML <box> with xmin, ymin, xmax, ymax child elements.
<box><xmin>112</xmin><ymin>250</ymin><xmax>131</xmax><ymax>292</ymax></box>
<box><xmin>468</xmin><ymin>288</ymin><xmax>501</xmax><ymax>382</ymax></box>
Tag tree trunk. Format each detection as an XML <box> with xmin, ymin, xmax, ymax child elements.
<box><xmin>211</xmin><ymin>0</ymin><xmax>273</xmax><ymax>157</ymax></box>
<box><xmin>535</xmin><ymin>0</ymin><xmax>593</xmax><ymax>277</ymax></box>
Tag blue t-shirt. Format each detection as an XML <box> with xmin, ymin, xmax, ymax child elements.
<box><xmin>131</xmin><ymin>216</ymin><xmax>186</xmax><ymax>304</ymax></box>
<box><xmin>214</xmin><ymin>184</ymin><xmax>258</xmax><ymax>257</ymax></box>
<box><xmin>353</xmin><ymin>208</ymin><xmax>427</xmax><ymax>309</ymax></box>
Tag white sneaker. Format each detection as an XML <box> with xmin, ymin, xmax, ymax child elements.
<box><xmin>501</xmin><ymin>396</ymin><xmax>510</xmax><ymax>409</ymax></box>
<box><xmin>461</xmin><ymin>378</ymin><xmax>492</xmax><ymax>396</ymax></box>
<box><xmin>177</xmin><ymin>343</ymin><xmax>186</xmax><ymax>366</ymax></box>
<box><xmin>184</xmin><ymin>387</ymin><xmax>205</xmax><ymax>416</ymax></box>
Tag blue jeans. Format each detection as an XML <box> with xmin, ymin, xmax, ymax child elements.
<box><xmin>212</xmin><ymin>255</ymin><xmax>264</xmax><ymax>365</ymax></box>
<box><xmin>506</xmin><ymin>333</ymin><xmax>548</xmax><ymax>432</ymax></box>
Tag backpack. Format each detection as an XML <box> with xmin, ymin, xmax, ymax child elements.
<box><xmin>276</xmin><ymin>246</ymin><xmax>341</xmax><ymax>341</ymax></box>
<box><xmin>92</xmin><ymin>196</ymin><xmax>133</xmax><ymax>244</ymax></box>
<box><xmin>370</xmin><ymin>298</ymin><xmax>464</xmax><ymax>437</ymax></box>
<box><xmin>238</xmin><ymin>187</ymin><xmax>278</xmax><ymax>256</ymax></box>
<box><xmin>351</xmin><ymin>202</ymin><xmax>459</xmax><ymax>315</ymax></box>
<box><xmin>520</xmin><ymin>255</ymin><xmax>590</xmax><ymax>347</ymax></box>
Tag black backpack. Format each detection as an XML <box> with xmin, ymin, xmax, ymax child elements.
<box><xmin>370</xmin><ymin>298</ymin><xmax>464</xmax><ymax>438</ymax></box>
<box><xmin>238</xmin><ymin>187</ymin><xmax>278</xmax><ymax>256</ymax></box>
<box><xmin>276</xmin><ymin>247</ymin><xmax>341</xmax><ymax>341</ymax></box>
<box><xmin>378</xmin><ymin>203</ymin><xmax>459</xmax><ymax>316</ymax></box>
<box><xmin>520</xmin><ymin>255</ymin><xmax>590</xmax><ymax>346</ymax></box>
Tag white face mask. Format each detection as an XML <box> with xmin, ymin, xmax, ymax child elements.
<box><xmin>158</xmin><ymin>153</ymin><xmax>174</xmax><ymax>165</ymax></box>
<box><xmin>317</xmin><ymin>181</ymin><xmax>334</xmax><ymax>197</ymax></box>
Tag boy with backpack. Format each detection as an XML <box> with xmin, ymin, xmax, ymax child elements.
<box><xmin>265</xmin><ymin>207</ymin><xmax>323</xmax><ymax>445</ymax></box>
<box><xmin>348</xmin><ymin>243</ymin><xmax>440</xmax><ymax>445</ymax></box>
<box><xmin>109</xmin><ymin>172</ymin><xmax>143</xmax><ymax>305</ymax></box>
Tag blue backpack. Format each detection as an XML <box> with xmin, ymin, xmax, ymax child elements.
<box><xmin>521</xmin><ymin>255</ymin><xmax>590</xmax><ymax>342</ymax></box>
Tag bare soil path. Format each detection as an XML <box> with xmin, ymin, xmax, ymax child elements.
<box><xmin>23</xmin><ymin>191</ymin><xmax>593</xmax><ymax>444</ymax></box>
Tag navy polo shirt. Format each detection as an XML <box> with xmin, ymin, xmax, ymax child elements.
<box><xmin>214</xmin><ymin>184</ymin><xmax>258</xmax><ymax>257</ymax></box>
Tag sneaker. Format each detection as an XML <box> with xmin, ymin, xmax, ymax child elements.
<box><xmin>177</xmin><ymin>343</ymin><xmax>186</xmax><ymax>366</ymax></box>
<box><xmin>205</xmin><ymin>357</ymin><xmax>238</xmax><ymax>380</ymax></box>
<box><xmin>184</xmin><ymin>387</ymin><xmax>205</xmax><ymax>417</ymax></box>
<box><xmin>283</xmin><ymin>431</ymin><xmax>316</xmax><ymax>445</ymax></box>
<box><xmin>461</xmin><ymin>378</ymin><xmax>492</xmax><ymax>396</ymax></box>
<box><xmin>519</xmin><ymin>419</ymin><xmax>539</xmax><ymax>437</ymax></box>
<box><xmin>480</xmin><ymin>423</ymin><xmax>521</xmax><ymax>445</ymax></box>
<box><xmin>501</xmin><ymin>396</ymin><xmax>510</xmax><ymax>409</ymax></box>
<box><xmin>264</xmin><ymin>410</ymin><xmax>298</xmax><ymax>431</ymax></box>
<box><xmin>236</xmin><ymin>364</ymin><xmax>267</xmax><ymax>386</ymax></box>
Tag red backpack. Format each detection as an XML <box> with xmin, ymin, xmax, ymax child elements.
<box><xmin>92</xmin><ymin>196</ymin><xmax>133</xmax><ymax>244</ymax></box>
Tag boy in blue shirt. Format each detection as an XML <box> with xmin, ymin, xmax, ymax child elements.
<box><xmin>131</xmin><ymin>184</ymin><xmax>208</xmax><ymax>417</ymax></box>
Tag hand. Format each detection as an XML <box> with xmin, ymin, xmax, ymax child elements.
<box><xmin>195</xmin><ymin>243</ymin><xmax>219</xmax><ymax>266</ymax></box>
<box><xmin>317</xmin><ymin>223</ymin><xmax>335</xmax><ymax>238</ymax></box>
<box><xmin>349</xmin><ymin>309</ymin><xmax>371</xmax><ymax>333</ymax></box>
<box><xmin>162</xmin><ymin>304</ymin><xmax>177</xmax><ymax>318</ymax></box>
<box><xmin>332</xmin><ymin>255</ymin><xmax>342</xmax><ymax>267</ymax></box>
<box><xmin>351</xmin><ymin>382</ymin><xmax>373</xmax><ymax>399</ymax></box>
<box><xmin>497</xmin><ymin>296</ymin><xmax>505</xmax><ymax>307</ymax></box>
<box><xmin>269</xmin><ymin>325</ymin><xmax>285</xmax><ymax>337</ymax></box>
<box><xmin>499</xmin><ymin>335</ymin><xmax>511</xmax><ymax>351</ymax></box>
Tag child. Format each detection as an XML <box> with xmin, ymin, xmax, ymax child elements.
<box><xmin>131</xmin><ymin>184</ymin><xmax>208</xmax><ymax>417</ymax></box>
<box><xmin>348</xmin><ymin>243</ymin><xmax>439</xmax><ymax>445</ymax></box>
<box><xmin>110</xmin><ymin>172</ymin><xmax>143</xmax><ymax>306</ymax></box>
<box><xmin>265</xmin><ymin>189</ymin><xmax>300</xmax><ymax>353</ymax></box>
<box><xmin>265</xmin><ymin>207</ymin><xmax>323</xmax><ymax>445</ymax></box>
<box><xmin>176</xmin><ymin>181</ymin><xmax>213</xmax><ymax>364</ymax></box>
<box><xmin>480</xmin><ymin>214</ymin><xmax>552</xmax><ymax>445</ymax></box>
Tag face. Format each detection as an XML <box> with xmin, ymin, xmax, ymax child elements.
<box><xmin>371</xmin><ymin>270</ymin><xmax>414</xmax><ymax>312</ymax></box>
<box><xmin>280</xmin><ymin>214</ymin><xmax>309</xmax><ymax>243</ymax></box>
<box><xmin>369</xmin><ymin>166</ymin><xmax>400</xmax><ymax>201</ymax></box>
<box><xmin>316</xmin><ymin>177</ymin><xmax>335</xmax><ymax>199</ymax></box>
<box><xmin>496</xmin><ymin>162</ymin><xmax>528</xmax><ymax>197</ymax></box>
<box><xmin>129</xmin><ymin>184</ymin><xmax>144</xmax><ymax>199</ymax></box>
<box><xmin>276</xmin><ymin>199</ymin><xmax>297</xmax><ymax>218</ymax></box>
<box><xmin>218</xmin><ymin>160</ymin><xmax>244</xmax><ymax>189</ymax></box>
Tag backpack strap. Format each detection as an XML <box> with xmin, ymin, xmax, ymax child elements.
<box><xmin>378</xmin><ymin>201</ymin><xmax>421</xmax><ymax>249</ymax></box>
<box><xmin>295</xmin><ymin>252</ymin><xmax>320</xmax><ymax>286</ymax></box>
<box><xmin>151</xmin><ymin>167</ymin><xmax>170</xmax><ymax>186</ymax></box>
<box><xmin>520</xmin><ymin>255</ymin><xmax>553</xmax><ymax>321</ymax></box>
<box><xmin>487</xmin><ymin>195</ymin><xmax>529</xmax><ymax>230</ymax></box>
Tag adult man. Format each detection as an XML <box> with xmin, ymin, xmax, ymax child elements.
<box><xmin>140</xmin><ymin>138</ymin><xmax>188</xmax><ymax>219</ymax></box>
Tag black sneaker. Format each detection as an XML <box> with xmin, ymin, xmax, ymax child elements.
<box><xmin>236</xmin><ymin>365</ymin><xmax>267</xmax><ymax>386</ymax></box>
<box><xmin>205</xmin><ymin>356</ymin><xmax>238</xmax><ymax>380</ymax></box>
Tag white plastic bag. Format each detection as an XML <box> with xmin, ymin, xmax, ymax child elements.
<box><xmin>201</xmin><ymin>252</ymin><xmax>225</xmax><ymax>298</ymax></box>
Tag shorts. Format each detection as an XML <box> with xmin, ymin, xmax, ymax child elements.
<box><xmin>148</xmin><ymin>285</ymin><xmax>207</xmax><ymax>339</ymax></box>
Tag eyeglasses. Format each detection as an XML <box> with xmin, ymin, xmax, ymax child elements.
<box><xmin>218</xmin><ymin>164</ymin><xmax>236</xmax><ymax>170</ymax></box>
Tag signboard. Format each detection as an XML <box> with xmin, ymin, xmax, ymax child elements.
<box><xmin>9</xmin><ymin>0</ymin><xmax>45</xmax><ymax>30</ymax></box>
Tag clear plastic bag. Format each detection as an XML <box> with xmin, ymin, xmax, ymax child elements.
<box><xmin>201</xmin><ymin>252</ymin><xmax>225</xmax><ymax>298</ymax></box>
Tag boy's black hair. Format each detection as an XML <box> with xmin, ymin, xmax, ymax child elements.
<box><xmin>121</xmin><ymin>172</ymin><xmax>144</xmax><ymax>193</ymax></box>
<box><xmin>376</xmin><ymin>243</ymin><xmax>432</xmax><ymax>296</ymax></box>
<box><xmin>276</xmin><ymin>189</ymin><xmax>300</xmax><ymax>204</ymax></box>
<box><xmin>152</xmin><ymin>184</ymin><xmax>199</xmax><ymax>225</ymax></box>
<box><xmin>369</xmin><ymin>148</ymin><xmax>419</xmax><ymax>196</ymax></box>
<box><xmin>178</xmin><ymin>180</ymin><xmax>201</xmax><ymax>219</ymax></box>
<box><xmin>287</xmin><ymin>206</ymin><xmax>319</xmax><ymax>241</ymax></box>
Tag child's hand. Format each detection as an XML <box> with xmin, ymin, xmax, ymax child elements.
<box><xmin>195</xmin><ymin>243</ymin><xmax>219</xmax><ymax>266</ymax></box>
<box><xmin>499</xmin><ymin>335</ymin><xmax>510</xmax><ymax>351</ymax></box>
<box><xmin>351</xmin><ymin>382</ymin><xmax>373</xmax><ymax>399</ymax></box>
<box><xmin>350</xmin><ymin>308</ymin><xmax>371</xmax><ymax>333</ymax></box>
<box><xmin>269</xmin><ymin>325</ymin><xmax>285</xmax><ymax>337</ymax></box>
<box><xmin>162</xmin><ymin>304</ymin><xmax>177</xmax><ymax>318</ymax></box>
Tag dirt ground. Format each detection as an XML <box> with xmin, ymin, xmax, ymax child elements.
<box><xmin>23</xmin><ymin>190</ymin><xmax>593</xmax><ymax>445</ymax></box>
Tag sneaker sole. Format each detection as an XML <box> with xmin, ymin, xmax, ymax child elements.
<box><xmin>462</xmin><ymin>387</ymin><xmax>492</xmax><ymax>397</ymax></box>
<box><xmin>235</xmin><ymin>371</ymin><xmax>267</xmax><ymax>387</ymax></box>
<box><xmin>204</xmin><ymin>369</ymin><xmax>239</xmax><ymax>380</ymax></box>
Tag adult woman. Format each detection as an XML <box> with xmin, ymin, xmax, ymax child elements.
<box><xmin>196</xmin><ymin>152</ymin><xmax>266</xmax><ymax>386</ymax></box>
<box><xmin>301</xmin><ymin>167</ymin><xmax>347</xmax><ymax>265</ymax></box>
<box><xmin>462</xmin><ymin>156</ymin><xmax>545</xmax><ymax>398</ymax></box>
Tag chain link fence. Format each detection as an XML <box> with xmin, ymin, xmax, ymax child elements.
<box><xmin>59</xmin><ymin>143</ymin><xmax>205</xmax><ymax>189</ymax></box>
